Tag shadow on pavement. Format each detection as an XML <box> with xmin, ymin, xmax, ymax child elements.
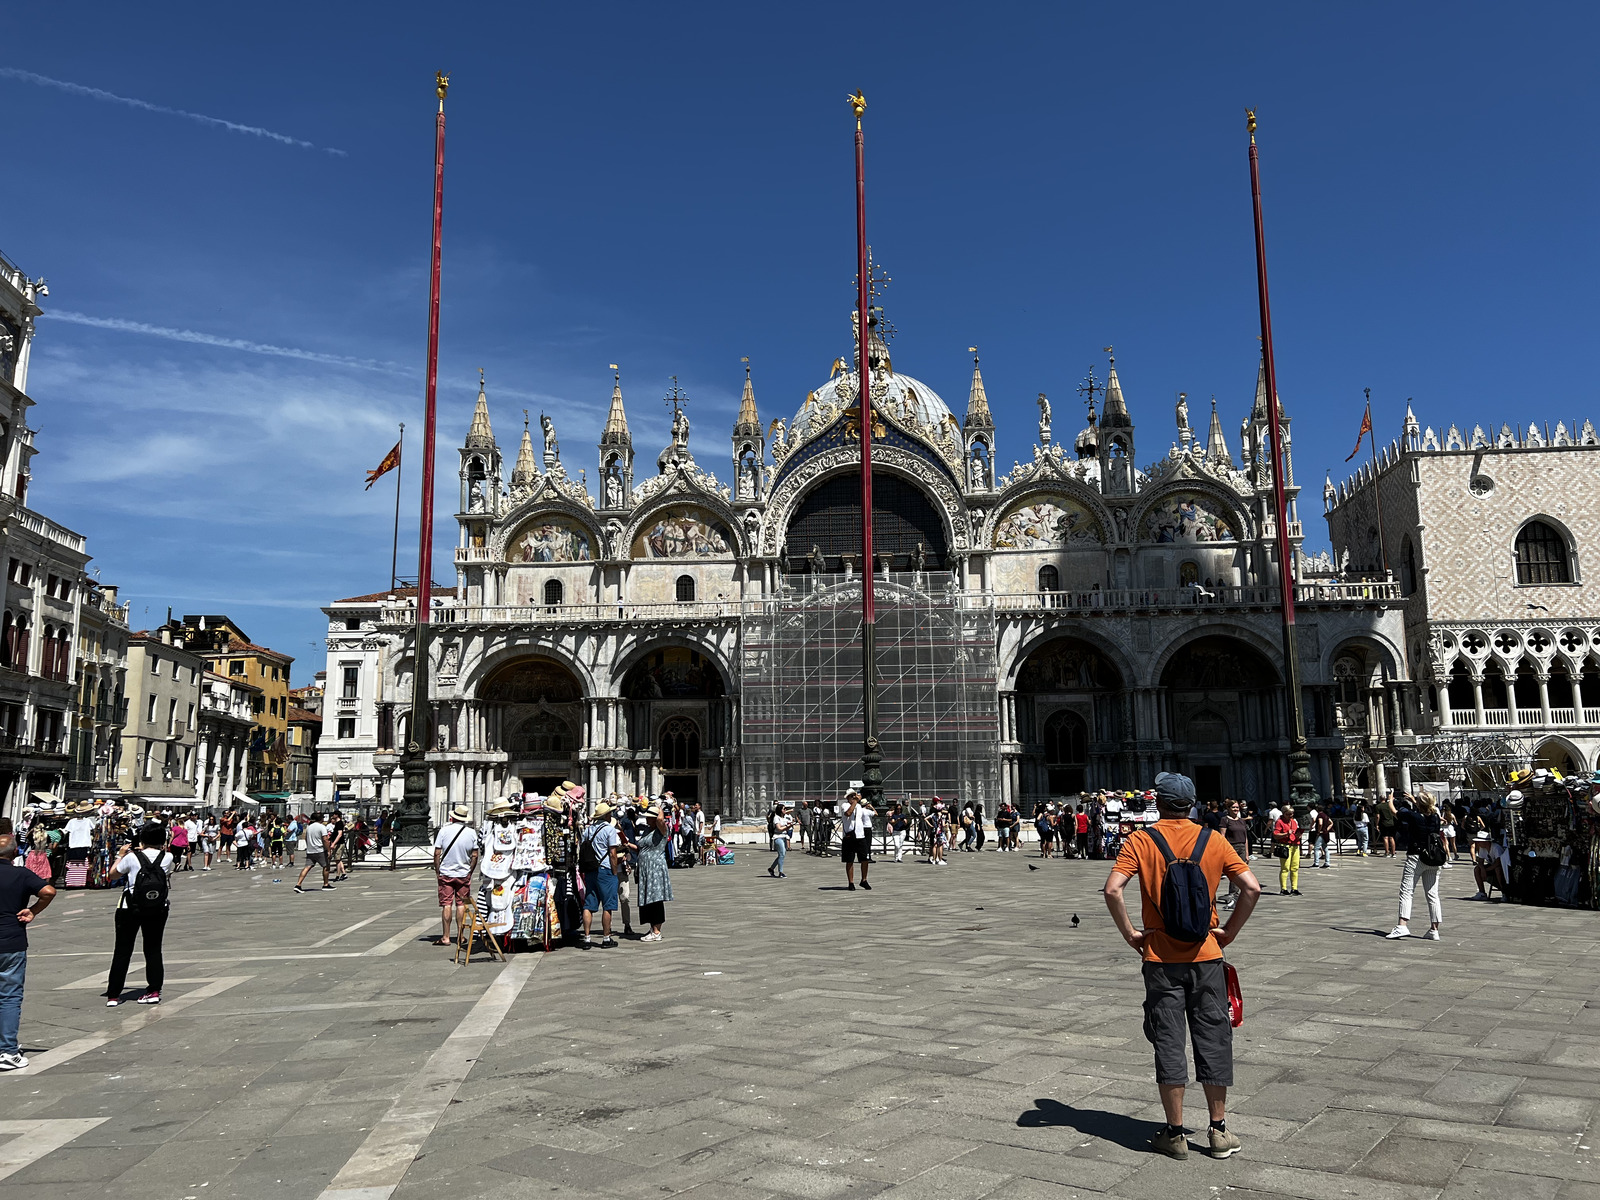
<box><xmin>1016</xmin><ymin>1097</ymin><xmax>1155</xmax><ymax>1150</ymax></box>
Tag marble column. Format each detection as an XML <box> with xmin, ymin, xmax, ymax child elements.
<box><xmin>1537</xmin><ymin>673</ymin><xmax>1552</xmax><ymax>726</ymax></box>
<box><xmin>1471</xmin><ymin>676</ymin><xmax>1485</xmax><ymax>727</ymax></box>
<box><xmin>1437</xmin><ymin>682</ymin><xmax>1453</xmax><ymax>728</ymax></box>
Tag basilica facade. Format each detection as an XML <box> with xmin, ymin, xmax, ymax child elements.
<box><xmin>316</xmin><ymin>326</ymin><xmax>1408</xmax><ymax>823</ymax></box>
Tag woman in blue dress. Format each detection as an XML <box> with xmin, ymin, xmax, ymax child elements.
<box><xmin>635</xmin><ymin>800</ymin><xmax>674</xmax><ymax>942</ymax></box>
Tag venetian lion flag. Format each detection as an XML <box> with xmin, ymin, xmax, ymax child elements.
<box><xmin>365</xmin><ymin>440</ymin><xmax>402</xmax><ymax>489</ymax></box>
<box><xmin>1344</xmin><ymin>402</ymin><xmax>1372</xmax><ymax>462</ymax></box>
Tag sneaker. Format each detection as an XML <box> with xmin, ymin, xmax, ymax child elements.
<box><xmin>1149</xmin><ymin>1127</ymin><xmax>1189</xmax><ymax>1159</ymax></box>
<box><xmin>1470</xmin><ymin>890</ymin><xmax>1489</xmax><ymax>901</ymax></box>
<box><xmin>321</xmin><ymin>884</ymin><xmax>337</xmax><ymax>891</ymax></box>
<box><xmin>860</xmin><ymin>880</ymin><xmax>872</xmax><ymax>891</ymax></box>
<box><xmin>106</xmin><ymin>997</ymin><xmax>124</xmax><ymax>1007</ymax></box>
<box><xmin>599</xmin><ymin>936</ymin><xmax>617</xmax><ymax>948</ymax></box>
<box><xmin>1423</xmin><ymin>929</ymin><xmax>1440</xmax><ymax>941</ymax></box>
<box><xmin>641</xmin><ymin>932</ymin><xmax>662</xmax><ymax>942</ymax></box>
<box><xmin>1208</xmin><ymin>1126</ymin><xmax>1242</xmax><ymax>1159</ymax></box>
<box><xmin>1291</xmin><ymin>889</ymin><xmax>1303</xmax><ymax>896</ymax></box>
<box><xmin>137</xmin><ymin>991</ymin><xmax>160</xmax><ymax>1005</ymax></box>
<box><xmin>578</xmin><ymin>936</ymin><xmax>593</xmax><ymax>950</ymax></box>
<box><xmin>1385</xmin><ymin>925</ymin><xmax>1410</xmax><ymax>939</ymax></box>
<box><xmin>1279</xmin><ymin>889</ymin><xmax>1289</xmax><ymax>896</ymax></box>
<box><xmin>848</xmin><ymin>883</ymin><xmax>856</xmax><ymax>891</ymax></box>
<box><xmin>293</xmin><ymin>885</ymin><xmax>305</xmax><ymax>894</ymax></box>
<box><xmin>0</xmin><ymin>1052</ymin><xmax>27</xmax><ymax>1070</ymax></box>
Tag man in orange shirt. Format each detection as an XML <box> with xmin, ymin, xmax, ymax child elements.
<box><xmin>1104</xmin><ymin>772</ymin><xmax>1262</xmax><ymax>1161</ymax></box>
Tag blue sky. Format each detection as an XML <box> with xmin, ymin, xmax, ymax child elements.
<box><xmin>4</xmin><ymin>4</ymin><xmax>1597</xmax><ymax>684</ymax></box>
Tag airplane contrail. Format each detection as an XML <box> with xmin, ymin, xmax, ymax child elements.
<box><xmin>0</xmin><ymin>67</ymin><xmax>347</xmax><ymax>156</ymax></box>
<box><xmin>44</xmin><ymin>311</ymin><xmax>405</xmax><ymax>374</ymax></box>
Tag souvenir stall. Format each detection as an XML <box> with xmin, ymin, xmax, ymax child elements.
<box><xmin>475</xmin><ymin>784</ymin><xmax>584</xmax><ymax>952</ymax></box>
<box><xmin>1500</xmin><ymin>769</ymin><xmax>1599</xmax><ymax>909</ymax></box>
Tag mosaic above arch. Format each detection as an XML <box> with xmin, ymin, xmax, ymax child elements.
<box><xmin>1142</xmin><ymin>492</ymin><xmax>1236</xmax><ymax>544</ymax></box>
<box><xmin>993</xmin><ymin>495</ymin><xmax>1104</xmax><ymax>550</ymax></box>
<box><xmin>508</xmin><ymin>516</ymin><xmax>594</xmax><ymax>563</ymax></box>
<box><xmin>632</xmin><ymin>506</ymin><xmax>734</xmax><ymax>559</ymax></box>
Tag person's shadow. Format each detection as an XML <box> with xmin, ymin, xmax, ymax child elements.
<box><xmin>1017</xmin><ymin>1097</ymin><xmax>1155</xmax><ymax>1151</ymax></box>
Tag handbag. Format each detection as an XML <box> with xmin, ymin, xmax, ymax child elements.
<box><xmin>1274</xmin><ymin>844</ymin><xmax>1290</xmax><ymax>860</ymax></box>
<box><xmin>1418</xmin><ymin>841</ymin><xmax>1447</xmax><ymax>868</ymax></box>
<box><xmin>1224</xmin><ymin>962</ymin><xmax>1244</xmax><ymax>1027</ymax></box>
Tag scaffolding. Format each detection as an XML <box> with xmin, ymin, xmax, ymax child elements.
<box><xmin>740</xmin><ymin>572</ymin><xmax>998</xmax><ymax>812</ymax></box>
<box><xmin>1405</xmin><ymin>731</ymin><xmax>1540</xmax><ymax>794</ymax></box>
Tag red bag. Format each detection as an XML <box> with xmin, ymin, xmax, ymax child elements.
<box><xmin>1224</xmin><ymin>962</ymin><xmax>1244</xmax><ymax>1027</ymax></box>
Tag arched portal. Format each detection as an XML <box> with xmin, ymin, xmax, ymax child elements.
<box><xmin>1014</xmin><ymin>637</ymin><xmax>1127</xmax><ymax>804</ymax></box>
<box><xmin>478</xmin><ymin>656</ymin><xmax>584</xmax><ymax>794</ymax></box>
<box><xmin>783</xmin><ymin>473</ymin><xmax>949</xmax><ymax>572</ymax></box>
<box><xmin>621</xmin><ymin>646</ymin><xmax>728</xmax><ymax>809</ymax></box>
<box><xmin>1160</xmin><ymin>636</ymin><xmax>1280</xmax><ymax>809</ymax></box>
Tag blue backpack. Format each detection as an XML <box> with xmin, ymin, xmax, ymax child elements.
<box><xmin>1143</xmin><ymin>827</ymin><xmax>1214</xmax><ymax>943</ymax></box>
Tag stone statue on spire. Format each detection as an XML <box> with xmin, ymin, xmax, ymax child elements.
<box><xmin>540</xmin><ymin>413</ymin><xmax>560</xmax><ymax>471</ymax></box>
<box><xmin>1037</xmin><ymin>393</ymin><xmax>1052</xmax><ymax>446</ymax></box>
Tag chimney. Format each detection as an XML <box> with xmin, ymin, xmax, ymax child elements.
<box><xmin>160</xmin><ymin>627</ymin><xmax>173</xmax><ymax>645</ymax></box>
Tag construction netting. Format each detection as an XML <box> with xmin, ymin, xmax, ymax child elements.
<box><xmin>739</xmin><ymin>572</ymin><xmax>999</xmax><ymax>813</ymax></box>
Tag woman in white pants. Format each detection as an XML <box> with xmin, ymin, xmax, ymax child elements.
<box><xmin>1387</xmin><ymin>794</ymin><xmax>1444</xmax><ymax>941</ymax></box>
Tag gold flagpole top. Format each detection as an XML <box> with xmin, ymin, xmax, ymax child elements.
<box><xmin>436</xmin><ymin>71</ymin><xmax>451</xmax><ymax>110</ymax></box>
<box><xmin>848</xmin><ymin>89</ymin><xmax>866</xmax><ymax>129</ymax></box>
<box><xmin>1245</xmin><ymin>107</ymin><xmax>1256</xmax><ymax>143</ymax></box>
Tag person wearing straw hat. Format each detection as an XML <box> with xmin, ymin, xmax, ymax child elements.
<box><xmin>578</xmin><ymin>801</ymin><xmax>621</xmax><ymax>949</ymax></box>
<box><xmin>431</xmin><ymin>804</ymin><xmax>480</xmax><ymax>947</ymax></box>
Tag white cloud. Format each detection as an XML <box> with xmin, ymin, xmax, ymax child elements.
<box><xmin>41</xmin><ymin>311</ymin><xmax>404</xmax><ymax>374</ymax></box>
<box><xmin>0</xmin><ymin>67</ymin><xmax>346</xmax><ymax>155</ymax></box>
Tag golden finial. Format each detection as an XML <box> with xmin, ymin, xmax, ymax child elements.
<box><xmin>477</xmin><ymin>366</ymin><xmax>485</xmax><ymax>389</ymax></box>
<box><xmin>436</xmin><ymin>72</ymin><xmax>451</xmax><ymax>103</ymax></box>
<box><xmin>1245</xmin><ymin>107</ymin><xmax>1257</xmax><ymax>142</ymax></box>
<box><xmin>969</xmin><ymin>346</ymin><xmax>979</xmax><ymax>365</ymax></box>
<box><xmin>848</xmin><ymin>90</ymin><xmax>867</xmax><ymax>127</ymax></box>
<box><xmin>522</xmin><ymin>407</ymin><xmax>529</xmax><ymax>430</ymax></box>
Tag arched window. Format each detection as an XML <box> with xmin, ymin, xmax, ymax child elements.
<box><xmin>543</xmin><ymin>579</ymin><xmax>563</xmax><ymax>607</ymax></box>
<box><xmin>660</xmin><ymin>715</ymin><xmax>700</xmax><ymax>771</ymax></box>
<box><xmin>1042</xmin><ymin>710</ymin><xmax>1088</xmax><ymax>795</ymax></box>
<box><xmin>676</xmin><ymin>574</ymin><xmax>696</xmax><ymax>602</ymax></box>
<box><xmin>1515</xmin><ymin>520</ymin><xmax>1572</xmax><ymax>585</ymax></box>
<box><xmin>1401</xmin><ymin>537</ymin><xmax>1418</xmax><ymax>595</ymax></box>
<box><xmin>1038</xmin><ymin>565</ymin><xmax>1059</xmax><ymax>592</ymax></box>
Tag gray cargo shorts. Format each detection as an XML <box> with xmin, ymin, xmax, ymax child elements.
<box><xmin>1141</xmin><ymin>960</ymin><xmax>1233</xmax><ymax>1087</ymax></box>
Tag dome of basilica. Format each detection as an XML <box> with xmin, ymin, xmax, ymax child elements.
<box><xmin>790</xmin><ymin>370</ymin><xmax>957</xmax><ymax>444</ymax></box>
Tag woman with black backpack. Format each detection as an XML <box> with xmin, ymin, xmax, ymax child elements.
<box><xmin>105</xmin><ymin>823</ymin><xmax>173</xmax><ymax>1006</ymax></box>
<box><xmin>1386</xmin><ymin>794</ymin><xmax>1445</xmax><ymax>941</ymax></box>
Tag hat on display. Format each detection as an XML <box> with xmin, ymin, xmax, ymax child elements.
<box><xmin>542</xmin><ymin>796</ymin><xmax>566</xmax><ymax>814</ymax></box>
<box><xmin>1504</xmin><ymin>790</ymin><xmax>1524</xmax><ymax>809</ymax></box>
<box><xmin>485</xmin><ymin>800</ymin><xmax>514</xmax><ymax>817</ymax></box>
<box><xmin>450</xmin><ymin>804</ymin><xmax>470</xmax><ymax>821</ymax></box>
<box><xmin>567</xmin><ymin>784</ymin><xmax>586</xmax><ymax>802</ymax></box>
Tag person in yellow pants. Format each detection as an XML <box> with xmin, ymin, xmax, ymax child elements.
<box><xmin>1273</xmin><ymin>808</ymin><xmax>1302</xmax><ymax>895</ymax></box>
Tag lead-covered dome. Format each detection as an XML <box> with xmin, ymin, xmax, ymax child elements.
<box><xmin>791</xmin><ymin>371</ymin><xmax>957</xmax><ymax>444</ymax></box>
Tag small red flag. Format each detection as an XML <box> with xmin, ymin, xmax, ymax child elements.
<box><xmin>365</xmin><ymin>441</ymin><xmax>401</xmax><ymax>489</ymax></box>
<box><xmin>1344</xmin><ymin>403</ymin><xmax>1372</xmax><ymax>462</ymax></box>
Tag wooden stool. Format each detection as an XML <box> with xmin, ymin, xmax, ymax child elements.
<box><xmin>455</xmin><ymin>906</ymin><xmax>506</xmax><ymax>964</ymax></box>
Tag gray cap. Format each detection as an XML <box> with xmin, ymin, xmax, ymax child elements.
<box><xmin>1153</xmin><ymin>772</ymin><xmax>1196</xmax><ymax>810</ymax></box>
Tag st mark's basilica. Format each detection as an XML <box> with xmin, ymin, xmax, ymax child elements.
<box><xmin>318</xmin><ymin>309</ymin><xmax>1408</xmax><ymax>823</ymax></box>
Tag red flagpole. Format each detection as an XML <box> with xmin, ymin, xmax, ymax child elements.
<box><xmin>402</xmin><ymin>72</ymin><xmax>449</xmax><ymax>842</ymax></box>
<box><xmin>1247</xmin><ymin>109</ymin><xmax>1315</xmax><ymax>813</ymax></box>
<box><xmin>850</xmin><ymin>90</ymin><xmax>883</xmax><ymax>812</ymax></box>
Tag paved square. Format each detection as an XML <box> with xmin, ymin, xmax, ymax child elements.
<box><xmin>3</xmin><ymin>847</ymin><xmax>1598</xmax><ymax>1199</ymax></box>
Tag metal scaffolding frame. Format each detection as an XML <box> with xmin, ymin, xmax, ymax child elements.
<box><xmin>1405</xmin><ymin>731</ymin><xmax>1541</xmax><ymax>793</ymax></box>
<box><xmin>740</xmin><ymin>573</ymin><xmax>998</xmax><ymax>811</ymax></box>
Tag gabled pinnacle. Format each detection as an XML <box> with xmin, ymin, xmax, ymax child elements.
<box><xmin>734</xmin><ymin>363</ymin><xmax>761</xmax><ymax>436</ymax></box>
<box><xmin>601</xmin><ymin>371</ymin><xmax>631</xmax><ymax>445</ymax></box>
<box><xmin>511</xmin><ymin>416</ymin><xmax>539</xmax><ymax>485</ymax></box>
<box><xmin>466</xmin><ymin>376</ymin><xmax>495</xmax><ymax>447</ymax></box>
<box><xmin>963</xmin><ymin>353</ymin><xmax>993</xmax><ymax>430</ymax></box>
<box><xmin>1205</xmin><ymin>396</ymin><xmax>1233</xmax><ymax>467</ymax></box>
<box><xmin>1251</xmin><ymin>357</ymin><xmax>1269</xmax><ymax>421</ymax></box>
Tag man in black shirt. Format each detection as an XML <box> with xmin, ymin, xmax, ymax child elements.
<box><xmin>0</xmin><ymin>832</ymin><xmax>56</xmax><ymax>1070</ymax></box>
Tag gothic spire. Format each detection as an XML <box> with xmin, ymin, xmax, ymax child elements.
<box><xmin>1205</xmin><ymin>395</ymin><xmax>1233</xmax><ymax>467</ymax></box>
<box><xmin>1251</xmin><ymin>355</ymin><xmax>1269</xmax><ymax>422</ymax></box>
<box><xmin>963</xmin><ymin>349</ymin><xmax>993</xmax><ymax>430</ymax></box>
<box><xmin>601</xmin><ymin>367</ymin><xmax>631</xmax><ymax>446</ymax></box>
<box><xmin>466</xmin><ymin>371</ymin><xmax>495</xmax><ymax>448</ymax></box>
<box><xmin>511</xmin><ymin>411</ymin><xmax>539</xmax><ymax>485</ymax></box>
<box><xmin>1101</xmin><ymin>350</ymin><xmax>1132</xmax><ymax>428</ymax></box>
<box><xmin>733</xmin><ymin>360</ymin><xmax>761</xmax><ymax>436</ymax></box>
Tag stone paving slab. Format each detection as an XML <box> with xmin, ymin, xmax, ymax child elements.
<box><xmin>2</xmin><ymin>847</ymin><xmax>1599</xmax><ymax>1198</ymax></box>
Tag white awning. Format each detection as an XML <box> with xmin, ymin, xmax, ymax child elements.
<box><xmin>231</xmin><ymin>790</ymin><xmax>261</xmax><ymax>808</ymax></box>
<box><xmin>30</xmin><ymin>791</ymin><xmax>58</xmax><ymax>804</ymax></box>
